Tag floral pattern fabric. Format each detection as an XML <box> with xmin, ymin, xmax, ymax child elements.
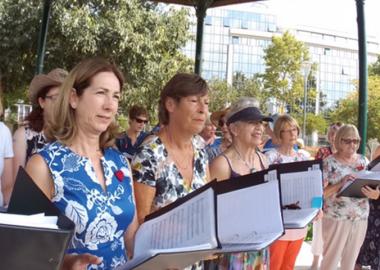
<box><xmin>356</xmin><ymin>198</ymin><xmax>380</xmax><ymax>269</ymax></box>
<box><xmin>323</xmin><ymin>154</ymin><xmax>369</xmax><ymax>221</ymax></box>
<box><xmin>315</xmin><ymin>146</ymin><xmax>333</xmax><ymax>160</ymax></box>
<box><xmin>25</xmin><ymin>126</ymin><xmax>46</xmax><ymax>162</ymax></box>
<box><xmin>132</xmin><ymin>135</ymin><xmax>208</xmax><ymax>211</ymax></box>
<box><xmin>39</xmin><ymin>142</ymin><xmax>135</xmax><ymax>270</ymax></box>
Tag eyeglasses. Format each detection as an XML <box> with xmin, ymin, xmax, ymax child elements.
<box><xmin>134</xmin><ymin>117</ymin><xmax>148</xmax><ymax>124</ymax></box>
<box><xmin>280</xmin><ymin>128</ymin><xmax>298</xmax><ymax>134</ymax></box>
<box><xmin>44</xmin><ymin>94</ymin><xmax>59</xmax><ymax>101</ymax></box>
<box><xmin>341</xmin><ymin>138</ymin><xmax>360</xmax><ymax>145</ymax></box>
<box><xmin>218</xmin><ymin>119</ymin><xmax>227</xmax><ymax>127</ymax></box>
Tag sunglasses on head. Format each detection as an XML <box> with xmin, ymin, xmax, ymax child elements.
<box><xmin>134</xmin><ymin>117</ymin><xmax>148</xmax><ymax>124</ymax></box>
<box><xmin>341</xmin><ymin>138</ymin><xmax>360</xmax><ymax>145</ymax></box>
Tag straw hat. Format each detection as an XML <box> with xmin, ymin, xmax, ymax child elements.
<box><xmin>29</xmin><ymin>68</ymin><xmax>68</xmax><ymax>105</ymax></box>
<box><xmin>210</xmin><ymin>107</ymin><xmax>230</xmax><ymax>127</ymax></box>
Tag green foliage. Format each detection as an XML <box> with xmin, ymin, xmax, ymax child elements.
<box><xmin>369</xmin><ymin>55</ymin><xmax>380</xmax><ymax>76</ymax></box>
<box><xmin>0</xmin><ymin>0</ymin><xmax>193</xmax><ymax>121</ymax></box>
<box><xmin>208</xmin><ymin>79</ymin><xmax>238</xmax><ymax>112</ymax></box>
<box><xmin>262</xmin><ymin>31</ymin><xmax>310</xmax><ymax>114</ymax></box>
<box><xmin>292</xmin><ymin>113</ymin><xmax>327</xmax><ymax>135</ymax></box>
<box><xmin>329</xmin><ymin>76</ymin><xmax>380</xmax><ymax>142</ymax></box>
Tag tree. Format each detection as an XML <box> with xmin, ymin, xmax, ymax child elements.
<box><xmin>0</xmin><ymin>0</ymin><xmax>193</xmax><ymax>122</ymax></box>
<box><xmin>208</xmin><ymin>79</ymin><xmax>238</xmax><ymax>112</ymax></box>
<box><xmin>262</xmin><ymin>31</ymin><xmax>310</xmax><ymax>114</ymax></box>
<box><xmin>369</xmin><ymin>55</ymin><xmax>380</xmax><ymax>76</ymax></box>
<box><xmin>329</xmin><ymin>76</ymin><xmax>380</xmax><ymax>142</ymax></box>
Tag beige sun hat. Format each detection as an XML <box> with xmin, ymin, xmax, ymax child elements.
<box><xmin>29</xmin><ymin>68</ymin><xmax>68</xmax><ymax>105</ymax></box>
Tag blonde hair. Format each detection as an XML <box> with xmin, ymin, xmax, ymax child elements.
<box><xmin>334</xmin><ymin>124</ymin><xmax>360</xmax><ymax>152</ymax></box>
<box><xmin>273</xmin><ymin>114</ymin><xmax>300</xmax><ymax>140</ymax></box>
<box><xmin>45</xmin><ymin>58</ymin><xmax>124</xmax><ymax>149</ymax></box>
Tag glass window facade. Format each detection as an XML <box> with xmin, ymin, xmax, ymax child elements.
<box><xmin>182</xmin><ymin>7</ymin><xmax>380</xmax><ymax>110</ymax></box>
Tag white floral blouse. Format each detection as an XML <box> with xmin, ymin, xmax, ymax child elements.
<box><xmin>132</xmin><ymin>135</ymin><xmax>209</xmax><ymax>212</ymax></box>
<box><xmin>323</xmin><ymin>154</ymin><xmax>369</xmax><ymax>221</ymax></box>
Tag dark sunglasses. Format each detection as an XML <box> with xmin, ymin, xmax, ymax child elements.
<box><xmin>134</xmin><ymin>118</ymin><xmax>148</xmax><ymax>124</ymax></box>
<box><xmin>282</xmin><ymin>201</ymin><xmax>301</xmax><ymax>210</ymax></box>
<box><xmin>341</xmin><ymin>138</ymin><xmax>360</xmax><ymax>145</ymax></box>
<box><xmin>218</xmin><ymin>119</ymin><xmax>226</xmax><ymax>127</ymax></box>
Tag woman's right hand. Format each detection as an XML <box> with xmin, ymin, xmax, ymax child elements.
<box><xmin>62</xmin><ymin>253</ymin><xmax>102</xmax><ymax>270</ymax></box>
<box><xmin>339</xmin><ymin>174</ymin><xmax>356</xmax><ymax>190</ymax></box>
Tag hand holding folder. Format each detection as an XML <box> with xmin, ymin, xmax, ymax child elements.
<box><xmin>0</xmin><ymin>167</ymin><xmax>75</xmax><ymax>270</ymax></box>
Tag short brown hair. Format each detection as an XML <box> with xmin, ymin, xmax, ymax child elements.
<box><xmin>129</xmin><ymin>105</ymin><xmax>148</xmax><ymax>120</ymax></box>
<box><xmin>45</xmin><ymin>57</ymin><xmax>124</xmax><ymax>149</ymax></box>
<box><xmin>158</xmin><ymin>73</ymin><xmax>209</xmax><ymax>125</ymax></box>
<box><xmin>273</xmin><ymin>114</ymin><xmax>300</xmax><ymax>140</ymax></box>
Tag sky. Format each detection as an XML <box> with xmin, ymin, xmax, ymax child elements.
<box><xmin>233</xmin><ymin>0</ymin><xmax>380</xmax><ymax>42</ymax></box>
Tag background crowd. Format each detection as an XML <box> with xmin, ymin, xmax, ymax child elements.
<box><xmin>0</xmin><ymin>57</ymin><xmax>379</xmax><ymax>270</ymax></box>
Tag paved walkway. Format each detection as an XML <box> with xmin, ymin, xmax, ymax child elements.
<box><xmin>295</xmin><ymin>241</ymin><xmax>314</xmax><ymax>270</ymax></box>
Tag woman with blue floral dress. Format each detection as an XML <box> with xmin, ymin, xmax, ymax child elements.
<box><xmin>132</xmin><ymin>73</ymin><xmax>210</xmax><ymax>270</ymax></box>
<box><xmin>26</xmin><ymin>58</ymin><xmax>139</xmax><ymax>270</ymax></box>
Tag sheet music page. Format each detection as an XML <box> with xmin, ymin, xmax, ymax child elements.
<box><xmin>280</xmin><ymin>170</ymin><xmax>323</xmax><ymax>209</ymax></box>
<box><xmin>0</xmin><ymin>212</ymin><xmax>58</xmax><ymax>229</ymax></box>
<box><xmin>217</xmin><ymin>180</ymin><xmax>283</xmax><ymax>248</ymax></box>
<box><xmin>282</xmin><ymin>208</ymin><xmax>319</xmax><ymax>228</ymax></box>
<box><xmin>131</xmin><ymin>188</ymin><xmax>217</xmax><ymax>262</ymax></box>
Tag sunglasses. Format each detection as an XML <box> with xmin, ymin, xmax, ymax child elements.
<box><xmin>134</xmin><ymin>118</ymin><xmax>148</xmax><ymax>124</ymax></box>
<box><xmin>218</xmin><ymin>119</ymin><xmax>227</xmax><ymax>127</ymax></box>
<box><xmin>341</xmin><ymin>138</ymin><xmax>360</xmax><ymax>145</ymax></box>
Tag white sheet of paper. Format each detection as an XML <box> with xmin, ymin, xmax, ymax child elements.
<box><xmin>217</xmin><ymin>180</ymin><xmax>283</xmax><ymax>251</ymax></box>
<box><xmin>282</xmin><ymin>208</ymin><xmax>319</xmax><ymax>228</ymax></box>
<box><xmin>280</xmin><ymin>170</ymin><xmax>323</xmax><ymax>209</ymax></box>
<box><xmin>0</xmin><ymin>212</ymin><xmax>58</xmax><ymax>229</ymax></box>
<box><xmin>130</xmin><ymin>187</ymin><xmax>217</xmax><ymax>266</ymax></box>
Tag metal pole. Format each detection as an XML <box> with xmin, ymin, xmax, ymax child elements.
<box><xmin>35</xmin><ymin>0</ymin><xmax>52</xmax><ymax>75</ymax></box>
<box><xmin>194</xmin><ymin>3</ymin><xmax>207</xmax><ymax>75</ymax></box>
<box><xmin>302</xmin><ymin>73</ymin><xmax>308</xmax><ymax>143</ymax></box>
<box><xmin>356</xmin><ymin>0</ymin><xmax>368</xmax><ymax>154</ymax></box>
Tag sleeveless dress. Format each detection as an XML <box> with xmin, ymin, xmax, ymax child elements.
<box><xmin>25</xmin><ymin>126</ymin><xmax>46</xmax><ymax>162</ymax></box>
<box><xmin>216</xmin><ymin>152</ymin><xmax>269</xmax><ymax>270</ymax></box>
<box><xmin>39</xmin><ymin>141</ymin><xmax>135</xmax><ymax>270</ymax></box>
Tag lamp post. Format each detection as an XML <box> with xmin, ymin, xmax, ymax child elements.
<box><xmin>302</xmin><ymin>62</ymin><xmax>311</xmax><ymax>144</ymax></box>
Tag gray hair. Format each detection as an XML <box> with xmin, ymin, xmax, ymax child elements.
<box><xmin>225</xmin><ymin>97</ymin><xmax>260</xmax><ymax>122</ymax></box>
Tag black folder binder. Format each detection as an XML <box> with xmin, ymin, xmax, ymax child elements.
<box><xmin>0</xmin><ymin>167</ymin><xmax>75</xmax><ymax>270</ymax></box>
<box><xmin>117</xmin><ymin>169</ymin><xmax>284</xmax><ymax>270</ymax></box>
<box><xmin>338</xmin><ymin>171</ymin><xmax>380</xmax><ymax>198</ymax></box>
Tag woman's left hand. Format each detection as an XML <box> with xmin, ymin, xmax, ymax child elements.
<box><xmin>361</xmin><ymin>185</ymin><xmax>380</xmax><ymax>200</ymax></box>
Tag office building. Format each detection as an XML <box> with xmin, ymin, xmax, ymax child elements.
<box><xmin>182</xmin><ymin>6</ymin><xmax>380</xmax><ymax>110</ymax></box>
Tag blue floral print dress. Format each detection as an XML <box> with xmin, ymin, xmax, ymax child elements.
<box><xmin>39</xmin><ymin>141</ymin><xmax>136</xmax><ymax>270</ymax></box>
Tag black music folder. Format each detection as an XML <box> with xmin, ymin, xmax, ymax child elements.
<box><xmin>367</xmin><ymin>155</ymin><xmax>380</xmax><ymax>171</ymax></box>
<box><xmin>269</xmin><ymin>159</ymin><xmax>324</xmax><ymax>229</ymax></box>
<box><xmin>117</xmin><ymin>169</ymin><xmax>284</xmax><ymax>270</ymax></box>
<box><xmin>338</xmin><ymin>170</ymin><xmax>380</xmax><ymax>198</ymax></box>
<box><xmin>0</xmin><ymin>167</ymin><xmax>74</xmax><ymax>270</ymax></box>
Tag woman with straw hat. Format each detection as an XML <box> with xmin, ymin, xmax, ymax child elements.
<box><xmin>12</xmin><ymin>68</ymin><xmax>68</xmax><ymax>173</ymax></box>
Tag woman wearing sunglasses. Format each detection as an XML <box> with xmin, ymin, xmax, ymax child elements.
<box><xmin>320</xmin><ymin>124</ymin><xmax>379</xmax><ymax>270</ymax></box>
<box><xmin>116</xmin><ymin>105</ymin><xmax>149</xmax><ymax>161</ymax></box>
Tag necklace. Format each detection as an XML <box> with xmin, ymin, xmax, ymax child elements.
<box><xmin>233</xmin><ymin>144</ymin><xmax>256</xmax><ymax>173</ymax></box>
